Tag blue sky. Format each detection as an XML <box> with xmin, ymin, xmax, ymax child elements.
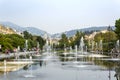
<box><xmin>0</xmin><ymin>0</ymin><xmax>120</xmax><ymax>34</ymax></box>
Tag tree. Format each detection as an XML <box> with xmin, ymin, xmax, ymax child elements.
<box><xmin>115</xmin><ymin>19</ymin><xmax>120</xmax><ymax>40</ymax></box>
<box><xmin>36</xmin><ymin>36</ymin><xmax>45</xmax><ymax>49</ymax></box>
<box><xmin>5</xmin><ymin>34</ymin><xmax>25</xmax><ymax>49</ymax></box>
<box><xmin>23</xmin><ymin>31</ymin><xmax>45</xmax><ymax>50</ymax></box>
<box><xmin>0</xmin><ymin>31</ymin><xmax>45</xmax><ymax>53</ymax></box>
<box><xmin>59</xmin><ymin>33</ymin><xmax>69</xmax><ymax>49</ymax></box>
<box><xmin>69</xmin><ymin>36</ymin><xmax>75</xmax><ymax>48</ymax></box>
<box><xmin>23</xmin><ymin>31</ymin><xmax>32</xmax><ymax>39</ymax></box>
<box><xmin>73</xmin><ymin>31</ymin><xmax>84</xmax><ymax>48</ymax></box>
<box><xmin>94</xmin><ymin>32</ymin><xmax>103</xmax><ymax>42</ymax></box>
<box><xmin>94</xmin><ymin>31</ymin><xmax>117</xmax><ymax>52</ymax></box>
<box><xmin>0</xmin><ymin>35</ymin><xmax>13</xmax><ymax>52</ymax></box>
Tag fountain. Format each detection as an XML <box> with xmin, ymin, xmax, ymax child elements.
<box><xmin>43</xmin><ymin>40</ymin><xmax>51</xmax><ymax>56</ymax></box>
<box><xmin>70</xmin><ymin>45</ymin><xmax>90</xmax><ymax>68</ymax></box>
<box><xmin>41</xmin><ymin>39</ymin><xmax>55</xmax><ymax>61</ymax></box>
<box><xmin>37</xmin><ymin>42</ymin><xmax>39</xmax><ymax>48</ymax></box>
<box><xmin>116</xmin><ymin>40</ymin><xmax>119</xmax><ymax>53</ymax></box>
<box><xmin>4</xmin><ymin>60</ymin><xmax>7</xmax><ymax>74</ymax></box>
<box><xmin>99</xmin><ymin>40</ymin><xmax>103</xmax><ymax>54</ymax></box>
<box><xmin>17</xmin><ymin>46</ymin><xmax>20</xmax><ymax>71</ymax></box>
<box><xmin>4</xmin><ymin>39</ymin><xmax>34</xmax><ymax>72</ymax></box>
<box><xmin>29</xmin><ymin>56</ymin><xmax>34</xmax><ymax>77</ymax></box>
<box><xmin>89</xmin><ymin>40</ymin><xmax>108</xmax><ymax>58</ymax></box>
<box><xmin>62</xmin><ymin>45</ymin><xmax>76</xmax><ymax>62</ymax></box>
<box><xmin>3</xmin><ymin>60</ymin><xmax>7</xmax><ymax>80</ymax></box>
<box><xmin>33</xmin><ymin>42</ymin><xmax>41</xmax><ymax>58</ymax></box>
<box><xmin>24</xmin><ymin>56</ymin><xmax>35</xmax><ymax>78</ymax></box>
<box><xmin>25</xmin><ymin>40</ymin><xmax>28</xmax><ymax>57</ymax></box>
<box><xmin>62</xmin><ymin>44</ymin><xmax>68</xmax><ymax>61</ymax></box>
<box><xmin>75</xmin><ymin>45</ymin><xmax>78</xmax><ymax>62</ymax></box>
<box><xmin>83</xmin><ymin>46</ymin><xmax>88</xmax><ymax>54</ymax></box>
<box><xmin>25</xmin><ymin>40</ymin><xmax>28</xmax><ymax>51</ymax></box>
<box><xmin>79</xmin><ymin>37</ymin><xmax>84</xmax><ymax>54</ymax></box>
<box><xmin>70</xmin><ymin>46</ymin><xmax>72</xmax><ymax>53</ymax></box>
<box><xmin>46</xmin><ymin>40</ymin><xmax>49</xmax><ymax>53</ymax></box>
<box><xmin>16</xmin><ymin>46</ymin><xmax>20</xmax><ymax>60</ymax></box>
<box><xmin>91</xmin><ymin>41</ymin><xmax>94</xmax><ymax>52</ymax></box>
<box><xmin>95</xmin><ymin>42</ymin><xmax>98</xmax><ymax>54</ymax></box>
<box><xmin>36</xmin><ymin>42</ymin><xmax>40</xmax><ymax>55</ymax></box>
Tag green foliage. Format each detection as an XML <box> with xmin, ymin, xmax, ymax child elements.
<box><xmin>27</xmin><ymin>39</ymin><xmax>35</xmax><ymax>49</ymax></box>
<box><xmin>30</xmin><ymin>35</ymin><xmax>45</xmax><ymax>49</ymax></box>
<box><xmin>0</xmin><ymin>31</ymin><xmax>45</xmax><ymax>53</ymax></box>
<box><xmin>94</xmin><ymin>32</ymin><xmax>103</xmax><ymax>42</ymax></box>
<box><xmin>59</xmin><ymin>33</ymin><xmax>69</xmax><ymax>49</ymax></box>
<box><xmin>5</xmin><ymin>34</ymin><xmax>25</xmax><ymax>49</ymax></box>
<box><xmin>57</xmin><ymin>31</ymin><xmax>85</xmax><ymax>49</ymax></box>
<box><xmin>36</xmin><ymin>36</ymin><xmax>45</xmax><ymax>49</ymax></box>
<box><xmin>94</xmin><ymin>31</ymin><xmax>117</xmax><ymax>52</ymax></box>
<box><xmin>23</xmin><ymin>31</ymin><xmax>32</xmax><ymax>39</ymax></box>
<box><xmin>23</xmin><ymin>31</ymin><xmax>45</xmax><ymax>50</ymax></box>
<box><xmin>69</xmin><ymin>36</ymin><xmax>75</xmax><ymax>48</ymax></box>
<box><xmin>73</xmin><ymin>31</ymin><xmax>84</xmax><ymax>47</ymax></box>
<box><xmin>0</xmin><ymin>34</ymin><xmax>14</xmax><ymax>52</ymax></box>
<box><xmin>115</xmin><ymin>18</ymin><xmax>120</xmax><ymax>40</ymax></box>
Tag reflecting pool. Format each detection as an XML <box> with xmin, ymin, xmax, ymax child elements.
<box><xmin>0</xmin><ymin>52</ymin><xmax>119</xmax><ymax>80</ymax></box>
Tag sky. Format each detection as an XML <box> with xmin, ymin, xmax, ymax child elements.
<box><xmin>0</xmin><ymin>0</ymin><xmax>120</xmax><ymax>34</ymax></box>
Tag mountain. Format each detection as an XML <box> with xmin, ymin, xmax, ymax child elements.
<box><xmin>0</xmin><ymin>21</ymin><xmax>24</xmax><ymax>31</ymax></box>
<box><xmin>25</xmin><ymin>27</ymin><xmax>48</xmax><ymax>36</ymax></box>
<box><xmin>0</xmin><ymin>21</ymin><xmax>115</xmax><ymax>38</ymax></box>
<box><xmin>0</xmin><ymin>24</ymin><xmax>16</xmax><ymax>34</ymax></box>
<box><xmin>0</xmin><ymin>21</ymin><xmax>49</xmax><ymax>36</ymax></box>
<box><xmin>52</xmin><ymin>26</ymin><xmax>115</xmax><ymax>38</ymax></box>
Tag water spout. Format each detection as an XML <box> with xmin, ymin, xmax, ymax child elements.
<box><xmin>79</xmin><ymin>37</ymin><xmax>84</xmax><ymax>54</ymax></box>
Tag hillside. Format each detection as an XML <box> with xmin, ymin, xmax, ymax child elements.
<box><xmin>0</xmin><ymin>24</ymin><xmax>16</xmax><ymax>34</ymax></box>
<box><xmin>52</xmin><ymin>26</ymin><xmax>115</xmax><ymax>38</ymax></box>
<box><xmin>0</xmin><ymin>21</ymin><xmax>115</xmax><ymax>38</ymax></box>
<box><xmin>25</xmin><ymin>27</ymin><xmax>48</xmax><ymax>36</ymax></box>
<box><xmin>0</xmin><ymin>22</ymin><xmax>49</xmax><ymax>36</ymax></box>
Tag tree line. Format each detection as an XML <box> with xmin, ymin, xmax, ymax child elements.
<box><xmin>55</xmin><ymin>18</ymin><xmax>120</xmax><ymax>53</ymax></box>
<box><xmin>1</xmin><ymin>19</ymin><xmax>120</xmax><ymax>54</ymax></box>
<box><xmin>0</xmin><ymin>31</ymin><xmax>45</xmax><ymax>53</ymax></box>
<box><xmin>54</xmin><ymin>31</ymin><xmax>86</xmax><ymax>50</ymax></box>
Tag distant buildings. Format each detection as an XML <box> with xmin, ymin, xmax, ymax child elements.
<box><xmin>43</xmin><ymin>33</ymin><xmax>59</xmax><ymax>46</ymax></box>
<box><xmin>0</xmin><ymin>24</ymin><xmax>16</xmax><ymax>34</ymax></box>
<box><xmin>0</xmin><ymin>24</ymin><xmax>24</xmax><ymax>37</ymax></box>
<box><xmin>85</xmin><ymin>29</ymin><xmax>109</xmax><ymax>40</ymax></box>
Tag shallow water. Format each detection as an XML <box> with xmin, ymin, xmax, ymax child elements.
<box><xmin>0</xmin><ymin>53</ymin><xmax>119</xmax><ymax>80</ymax></box>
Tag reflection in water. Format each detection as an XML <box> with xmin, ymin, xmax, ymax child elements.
<box><xmin>108</xmin><ymin>63</ymin><xmax>111</xmax><ymax>80</ymax></box>
<box><xmin>0</xmin><ymin>52</ymin><xmax>120</xmax><ymax>80</ymax></box>
<box><xmin>114</xmin><ymin>63</ymin><xmax>120</xmax><ymax>80</ymax></box>
<box><xmin>39</xmin><ymin>60</ymin><xmax>47</xmax><ymax>67</ymax></box>
<box><xmin>23</xmin><ymin>65</ymin><xmax>29</xmax><ymax>70</ymax></box>
<box><xmin>59</xmin><ymin>53</ymin><xmax>120</xmax><ymax>80</ymax></box>
<box><xmin>75</xmin><ymin>68</ymin><xmax>80</xmax><ymax>80</ymax></box>
<box><xmin>39</xmin><ymin>60</ymin><xmax>43</xmax><ymax>67</ymax></box>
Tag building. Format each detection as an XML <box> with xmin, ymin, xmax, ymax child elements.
<box><xmin>0</xmin><ymin>25</ymin><xmax>16</xmax><ymax>34</ymax></box>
